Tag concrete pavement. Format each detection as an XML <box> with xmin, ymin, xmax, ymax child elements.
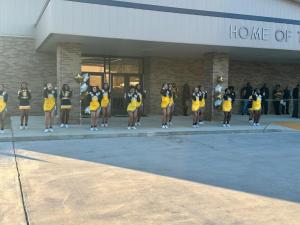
<box><xmin>0</xmin><ymin>142</ymin><xmax>26</xmax><ymax>225</ymax></box>
<box><xmin>10</xmin><ymin>132</ymin><xmax>300</xmax><ymax>225</ymax></box>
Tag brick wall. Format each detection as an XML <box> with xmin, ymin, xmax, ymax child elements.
<box><xmin>144</xmin><ymin>57</ymin><xmax>203</xmax><ymax>115</ymax></box>
<box><xmin>0</xmin><ymin>37</ymin><xmax>56</xmax><ymax>116</ymax></box>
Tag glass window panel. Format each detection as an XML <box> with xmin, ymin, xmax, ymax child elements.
<box><xmin>129</xmin><ymin>76</ymin><xmax>140</xmax><ymax>87</ymax></box>
<box><xmin>110</xmin><ymin>58</ymin><xmax>142</xmax><ymax>74</ymax></box>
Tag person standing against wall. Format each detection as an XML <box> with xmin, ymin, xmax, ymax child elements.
<box><xmin>272</xmin><ymin>85</ymin><xmax>283</xmax><ymax>115</ymax></box>
<box><xmin>292</xmin><ymin>84</ymin><xmax>299</xmax><ymax>118</ymax></box>
<box><xmin>282</xmin><ymin>86</ymin><xmax>291</xmax><ymax>115</ymax></box>
<box><xmin>182</xmin><ymin>83</ymin><xmax>190</xmax><ymax>116</ymax></box>
<box><xmin>260</xmin><ymin>83</ymin><xmax>269</xmax><ymax>115</ymax></box>
<box><xmin>240</xmin><ymin>82</ymin><xmax>253</xmax><ymax>115</ymax></box>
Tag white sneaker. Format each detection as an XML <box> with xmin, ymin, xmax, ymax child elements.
<box><xmin>223</xmin><ymin>124</ymin><xmax>227</xmax><ymax>127</ymax></box>
<box><xmin>165</xmin><ymin>125</ymin><xmax>169</xmax><ymax>129</ymax></box>
<box><xmin>101</xmin><ymin>123</ymin><xmax>105</xmax><ymax>127</ymax></box>
<box><xmin>90</xmin><ymin>127</ymin><xmax>94</xmax><ymax>131</ymax></box>
<box><xmin>199</xmin><ymin>122</ymin><xmax>204</xmax><ymax>125</ymax></box>
<box><xmin>104</xmin><ymin>123</ymin><xmax>108</xmax><ymax>127</ymax></box>
<box><xmin>44</xmin><ymin>129</ymin><xmax>49</xmax><ymax>133</ymax></box>
<box><xmin>162</xmin><ymin>125</ymin><xmax>165</xmax><ymax>129</ymax></box>
<box><xmin>60</xmin><ymin>124</ymin><xmax>64</xmax><ymax>128</ymax></box>
<box><xmin>0</xmin><ymin>130</ymin><xmax>4</xmax><ymax>134</ymax></box>
<box><xmin>49</xmin><ymin>128</ymin><xmax>54</xmax><ymax>132</ymax></box>
<box><xmin>128</xmin><ymin>126</ymin><xmax>132</xmax><ymax>130</ymax></box>
<box><xmin>94</xmin><ymin>127</ymin><xmax>99</xmax><ymax>131</ymax></box>
<box><xmin>136</xmin><ymin>122</ymin><xmax>141</xmax><ymax>126</ymax></box>
<box><xmin>226</xmin><ymin>124</ymin><xmax>231</xmax><ymax>127</ymax></box>
<box><xmin>65</xmin><ymin>124</ymin><xmax>69</xmax><ymax>128</ymax></box>
<box><xmin>192</xmin><ymin>125</ymin><xmax>197</xmax><ymax>128</ymax></box>
<box><xmin>131</xmin><ymin>126</ymin><xmax>137</xmax><ymax>130</ymax></box>
<box><xmin>256</xmin><ymin>123</ymin><xmax>260</xmax><ymax>126</ymax></box>
<box><xmin>20</xmin><ymin>126</ymin><xmax>24</xmax><ymax>130</ymax></box>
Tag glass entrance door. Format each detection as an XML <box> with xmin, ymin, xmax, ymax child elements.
<box><xmin>111</xmin><ymin>74</ymin><xmax>141</xmax><ymax>116</ymax></box>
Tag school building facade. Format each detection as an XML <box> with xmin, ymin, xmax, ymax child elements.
<box><xmin>1</xmin><ymin>0</ymin><xmax>300</xmax><ymax>122</ymax></box>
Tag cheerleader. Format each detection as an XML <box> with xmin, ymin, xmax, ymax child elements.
<box><xmin>60</xmin><ymin>84</ymin><xmax>72</xmax><ymax>128</ymax></box>
<box><xmin>43</xmin><ymin>83</ymin><xmax>57</xmax><ymax>133</ymax></box>
<box><xmin>248</xmin><ymin>90</ymin><xmax>254</xmax><ymax>124</ymax></box>
<box><xmin>0</xmin><ymin>84</ymin><xmax>8</xmax><ymax>134</ymax></box>
<box><xmin>87</xmin><ymin>86</ymin><xmax>102</xmax><ymax>131</ymax></box>
<box><xmin>136</xmin><ymin>83</ymin><xmax>146</xmax><ymax>126</ymax></box>
<box><xmin>198</xmin><ymin>86</ymin><xmax>207</xmax><ymax>125</ymax></box>
<box><xmin>125</xmin><ymin>86</ymin><xmax>140</xmax><ymax>130</ymax></box>
<box><xmin>18</xmin><ymin>82</ymin><xmax>31</xmax><ymax>130</ymax></box>
<box><xmin>100</xmin><ymin>82</ymin><xmax>110</xmax><ymax>128</ymax></box>
<box><xmin>222</xmin><ymin>88</ymin><xmax>233</xmax><ymax>127</ymax></box>
<box><xmin>191</xmin><ymin>86</ymin><xmax>200</xmax><ymax>128</ymax></box>
<box><xmin>251</xmin><ymin>89</ymin><xmax>262</xmax><ymax>126</ymax></box>
<box><xmin>161</xmin><ymin>83</ymin><xmax>170</xmax><ymax>129</ymax></box>
<box><xmin>168</xmin><ymin>83</ymin><xmax>175</xmax><ymax>125</ymax></box>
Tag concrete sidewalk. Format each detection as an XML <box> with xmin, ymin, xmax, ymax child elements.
<box><xmin>0</xmin><ymin>115</ymin><xmax>299</xmax><ymax>142</ymax></box>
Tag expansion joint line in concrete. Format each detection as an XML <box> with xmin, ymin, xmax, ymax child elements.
<box><xmin>10</xmin><ymin>127</ymin><xmax>30</xmax><ymax>225</ymax></box>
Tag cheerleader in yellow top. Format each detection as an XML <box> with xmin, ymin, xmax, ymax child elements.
<box><xmin>135</xmin><ymin>83</ymin><xmax>146</xmax><ymax>126</ymax></box>
<box><xmin>88</xmin><ymin>86</ymin><xmax>102</xmax><ymax>131</ymax></box>
<box><xmin>100</xmin><ymin>83</ymin><xmax>110</xmax><ymax>128</ymax></box>
<box><xmin>18</xmin><ymin>82</ymin><xmax>31</xmax><ymax>130</ymax></box>
<box><xmin>43</xmin><ymin>83</ymin><xmax>57</xmax><ymax>133</ymax></box>
<box><xmin>168</xmin><ymin>83</ymin><xmax>177</xmax><ymax>125</ymax></box>
<box><xmin>60</xmin><ymin>84</ymin><xmax>72</xmax><ymax>128</ymax></box>
<box><xmin>222</xmin><ymin>88</ymin><xmax>233</xmax><ymax>127</ymax></box>
<box><xmin>198</xmin><ymin>85</ymin><xmax>208</xmax><ymax>125</ymax></box>
<box><xmin>125</xmin><ymin>86</ymin><xmax>141</xmax><ymax>130</ymax></box>
<box><xmin>251</xmin><ymin>89</ymin><xmax>262</xmax><ymax>126</ymax></box>
<box><xmin>161</xmin><ymin>83</ymin><xmax>170</xmax><ymax>128</ymax></box>
<box><xmin>0</xmin><ymin>84</ymin><xmax>8</xmax><ymax>134</ymax></box>
<box><xmin>191</xmin><ymin>86</ymin><xmax>201</xmax><ymax>128</ymax></box>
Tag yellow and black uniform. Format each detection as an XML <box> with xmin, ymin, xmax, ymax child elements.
<box><xmin>18</xmin><ymin>89</ymin><xmax>31</xmax><ymax>110</ymax></box>
<box><xmin>100</xmin><ymin>89</ymin><xmax>110</xmax><ymax>108</ymax></box>
<box><xmin>168</xmin><ymin>89</ymin><xmax>174</xmax><ymax>107</ymax></box>
<box><xmin>251</xmin><ymin>93</ymin><xmax>262</xmax><ymax>111</ymax></box>
<box><xmin>127</xmin><ymin>92</ymin><xmax>140</xmax><ymax>112</ymax></box>
<box><xmin>199</xmin><ymin>91</ymin><xmax>208</xmax><ymax>109</ymax></box>
<box><xmin>0</xmin><ymin>91</ymin><xmax>8</xmax><ymax>113</ymax></box>
<box><xmin>192</xmin><ymin>91</ymin><xmax>201</xmax><ymax>112</ymax></box>
<box><xmin>88</xmin><ymin>91</ymin><xmax>102</xmax><ymax>111</ymax></box>
<box><xmin>161</xmin><ymin>89</ymin><xmax>170</xmax><ymax>109</ymax></box>
<box><xmin>60</xmin><ymin>90</ymin><xmax>72</xmax><ymax>109</ymax></box>
<box><xmin>136</xmin><ymin>90</ymin><xmax>146</xmax><ymax>108</ymax></box>
<box><xmin>222</xmin><ymin>94</ymin><xmax>233</xmax><ymax>112</ymax></box>
<box><xmin>43</xmin><ymin>89</ymin><xmax>57</xmax><ymax>112</ymax></box>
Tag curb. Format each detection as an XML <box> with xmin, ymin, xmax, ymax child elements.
<box><xmin>0</xmin><ymin>128</ymin><xmax>285</xmax><ymax>142</ymax></box>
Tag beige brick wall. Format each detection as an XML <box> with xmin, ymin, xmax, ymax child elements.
<box><xmin>57</xmin><ymin>43</ymin><xmax>81</xmax><ymax>123</ymax></box>
<box><xmin>0</xmin><ymin>37</ymin><xmax>56</xmax><ymax>116</ymax></box>
<box><xmin>144</xmin><ymin>57</ymin><xmax>203</xmax><ymax>115</ymax></box>
<box><xmin>229</xmin><ymin>60</ymin><xmax>300</xmax><ymax>114</ymax></box>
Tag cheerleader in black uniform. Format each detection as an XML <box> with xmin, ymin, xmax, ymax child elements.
<box><xmin>161</xmin><ymin>83</ymin><xmax>170</xmax><ymax>128</ymax></box>
<box><xmin>18</xmin><ymin>82</ymin><xmax>31</xmax><ymax>130</ymax></box>
<box><xmin>87</xmin><ymin>86</ymin><xmax>102</xmax><ymax>131</ymax></box>
<box><xmin>100</xmin><ymin>83</ymin><xmax>110</xmax><ymax>128</ymax></box>
<box><xmin>191</xmin><ymin>86</ymin><xmax>201</xmax><ymax>128</ymax></box>
<box><xmin>125</xmin><ymin>86</ymin><xmax>140</xmax><ymax>130</ymax></box>
<box><xmin>168</xmin><ymin>83</ymin><xmax>175</xmax><ymax>125</ymax></box>
<box><xmin>43</xmin><ymin>83</ymin><xmax>57</xmax><ymax>133</ymax></box>
<box><xmin>0</xmin><ymin>84</ymin><xmax>8</xmax><ymax>134</ymax></box>
<box><xmin>198</xmin><ymin>86</ymin><xmax>207</xmax><ymax>125</ymax></box>
<box><xmin>60</xmin><ymin>84</ymin><xmax>72</xmax><ymax>128</ymax></box>
<box><xmin>222</xmin><ymin>88</ymin><xmax>233</xmax><ymax>127</ymax></box>
<box><xmin>135</xmin><ymin>83</ymin><xmax>146</xmax><ymax>126</ymax></box>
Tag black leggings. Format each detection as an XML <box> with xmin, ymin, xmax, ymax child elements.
<box><xmin>20</xmin><ymin>109</ymin><xmax>29</xmax><ymax>126</ymax></box>
<box><xmin>0</xmin><ymin>111</ymin><xmax>5</xmax><ymax>130</ymax></box>
<box><xmin>223</xmin><ymin>112</ymin><xmax>231</xmax><ymax>124</ymax></box>
<box><xmin>61</xmin><ymin>109</ymin><xmax>70</xmax><ymax>124</ymax></box>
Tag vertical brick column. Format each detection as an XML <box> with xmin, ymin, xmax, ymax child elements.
<box><xmin>202</xmin><ymin>53</ymin><xmax>229</xmax><ymax>121</ymax></box>
<box><xmin>57</xmin><ymin>43</ymin><xmax>81</xmax><ymax>124</ymax></box>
